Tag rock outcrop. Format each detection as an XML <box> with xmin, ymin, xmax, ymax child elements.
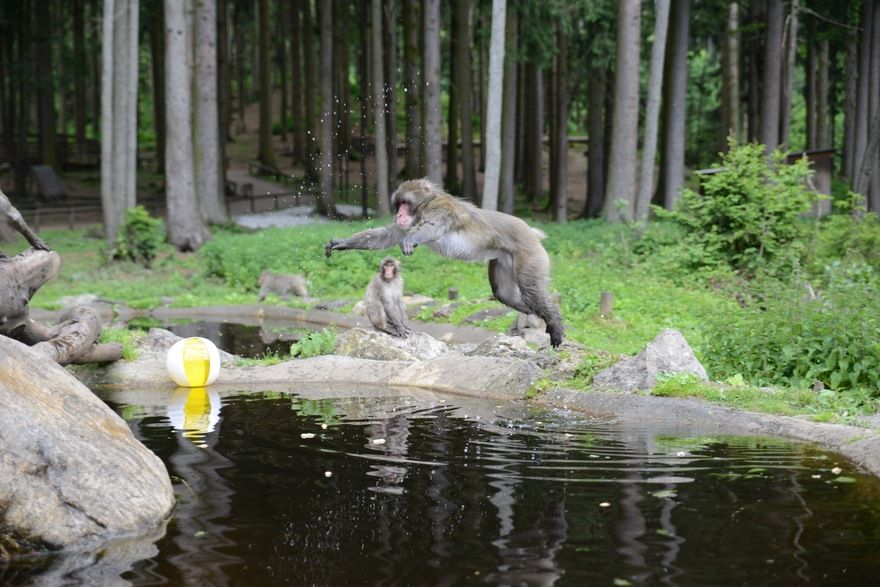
<box><xmin>0</xmin><ymin>337</ymin><xmax>174</xmax><ymax>556</ymax></box>
<box><xmin>592</xmin><ymin>329</ymin><xmax>708</xmax><ymax>392</ymax></box>
<box><xmin>335</xmin><ymin>328</ymin><xmax>448</xmax><ymax>361</ymax></box>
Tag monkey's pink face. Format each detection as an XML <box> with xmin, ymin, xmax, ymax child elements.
<box><xmin>382</xmin><ymin>263</ymin><xmax>397</xmax><ymax>280</ymax></box>
<box><xmin>396</xmin><ymin>202</ymin><xmax>413</xmax><ymax>227</ymax></box>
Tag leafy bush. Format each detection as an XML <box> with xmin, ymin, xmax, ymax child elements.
<box><xmin>813</xmin><ymin>195</ymin><xmax>880</xmax><ymax>274</ymax></box>
<box><xmin>112</xmin><ymin>205</ymin><xmax>165</xmax><ymax>267</ymax></box>
<box><xmin>291</xmin><ymin>328</ymin><xmax>337</xmax><ymax>358</ymax></box>
<box><xmin>657</xmin><ymin>142</ymin><xmax>815</xmax><ymax>274</ymax></box>
<box><xmin>702</xmin><ymin>273</ymin><xmax>880</xmax><ymax>392</ymax></box>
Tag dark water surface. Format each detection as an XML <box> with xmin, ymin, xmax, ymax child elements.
<box><xmin>129</xmin><ymin>319</ymin><xmax>309</xmax><ymax>358</ymax></box>
<box><xmin>12</xmin><ymin>390</ymin><xmax>880</xmax><ymax>586</ymax></box>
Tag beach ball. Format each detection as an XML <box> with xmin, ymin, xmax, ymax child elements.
<box><xmin>166</xmin><ymin>337</ymin><xmax>221</xmax><ymax>387</ymax></box>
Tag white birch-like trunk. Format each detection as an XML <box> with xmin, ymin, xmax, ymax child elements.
<box><xmin>604</xmin><ymin>0</ymin><xmax>641</xmax><ymax>222</ymax></box>
<box><xmin>635</xmin><ymin>0</ymin><xmax>671</xmax><ymax>221</ymax></box>
<box><xmin>165</xmin><ymin>0</ymin><xmax>207</xmax><ymax>251</ymax></box>
<box><xmin>101</xmin><ymin>0</ymin><xmax>139</xmax><ymax>244</ymax></box>
<box><xmin>194</xmin><ymin>0</ymin><xmax>227</xmax><ymax>223</ymax></box>
<box><xmin>481</xmin><ymin>0</ymin><xmax>506</xmax><ymax>211</ymax></box>
<box><xmin>423</xmin><ymin>0</ymin><xmax>443</xmax><ymax>183</ymax></box>
<box><xmin>371</xmin><ymin>0</ymin><xmax>390</xmax><ymax>215</ymax></box>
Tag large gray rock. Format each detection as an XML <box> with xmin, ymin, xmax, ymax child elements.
<box><xmin>391</xmin><ymin>353</ymin><xmax>541</xmax><ymax>399</ymax></box>
<box><xmin>0</xmin><ymin>336</ymin><xmax>174</xmax><ymax>555</ymax></box>
<box><xmin>592</xmin><ymin>329</ymin><xmax>708</xmax><ymax>392</ymax></box>
<box><xmin>335</xmin><ymin>328</ymin><xmax>448</xmax><ymax>361</ymax></box>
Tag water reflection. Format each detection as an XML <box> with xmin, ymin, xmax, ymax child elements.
<box><xmin>14</xmin><ymin>391</ymin><xmax>880</xmax><ymax>586</ymax></box>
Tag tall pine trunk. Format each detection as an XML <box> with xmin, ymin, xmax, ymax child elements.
<box><xmin>778</xmin><ymin>0</ymin><xmax>798</xmax><ymax>148</ymax></box>
<box><xmin>150</xmin><ymin>4</ymin><xmax>166</xmax><ymax>172</ymax></box>
<box><xmin>35</xmin><ymin>0</ymin><xmax>58</xmax><ymax>169</ymax></box>
<box><xmin>423</xmin><ymin>0</ymin><xmax>443</xmax><ymax>183</ymax></box>
<box><xmin>721</xmin><ymin>2</ymin><xmax>740</xmax><ymax>148</ymax></box>
<box><xmin>455</xmin><ymin>0</ymin><xmax>477</xmax><ymax>201</ymax></box>
<box><xmin>657</xmin><ymin>0</ymin><xmax>689</xmax><ymax>210</ymax></box>
<box><xmin>635</xmin><ymin>0</ymin><xmax>671</xmax><ymax>220</ymax></box>
<box><xmin>525</xmin><ymin>64</ymin><xmax>543</xmax><ymax>201</ymax></box>
<box><xmin>549</xmin><ymin>24</ymin><xmax>567</xmax><ymax>222</ymax></box>
<box><xmin>303</xmin><ymin>0</ymin><xmax>318</xmax><ymax>176</ymax></box>
<box><xmin>165</xmin><ymin>0</ymin><xmax>208</xmax><ymax>251</ymax></box>
<box><xmin>316</xmin><ymin>0</ymin><xmax>336</xmax><ymax>216</ymax></box>
<box><xmin>760</xmin><ymin>0</ymin><xmax>783</xmax><ymax>153</ymax></box>
<box><xmin>843</xmin><ymin>23</ymin><xmax>859</xmax><ymax>178</ymax></box>
<box><xmin>257</xmin><ymin>0</ymin><xmax>275</xmax><ymax>168</ymax></box>
<box><xmin>290</xmin><ymin>0</ymin><xmax>305</xmax><ymax>163</ymax></box>
<box><xmin>499</xmin><ymin>4</ymin><xmax>517</xmax><ymax>215</ymax></box>
<box><xmin>604</xmin><ymin>0</ymin><xmax>640</xmax><ymax>222</ymax></box>
<box><xmin>383</xmin><ymin>1</ymin><xmax>397</xmax><ymax>183</ymax></box>
<box><xmin>195</xmin><ymin>0</ymin><xmax>227</xmax><ymax>223</ymax></box>
<box><xmin>582</xmin><ymin>64</ymin><xmax>607</xmax><ymax>219</ymax></box>
<box><xmin>446</xmin><ymin>11</ymin><xmax>459</xmax><ymax>192</ymax></box>
<box><xmin>403</xmin><ymin>0</ymin><xmax>423</xmax><ymax>177</ymax></box>
<box><xmin>371</xmin><ymin>0</ymin><xmax>390</xmax><ymax>215</ymax></box>
<box><xmin>73</xmin><ymin>0</ymin><xmax>87</xmax><ymax>148</ymax></box>
<box><xmin>481</xmin><ymin>0</ymin><xmax>506</xmax><ymax>211</ymax></box>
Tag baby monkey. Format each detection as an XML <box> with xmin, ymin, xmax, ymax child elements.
<box><xmin>364</xmin><ymin>257</ymin><xmax>412</xmax><ymax>338</ymax></box>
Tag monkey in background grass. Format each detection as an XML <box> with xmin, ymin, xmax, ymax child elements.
<box><xmin>325</xmin><ymin>179</ymin><xmax>564</xmax><ymax>347</ymax></box>
<box><xmin>364</xmin><ymin>257</ymin><xmax>412</xmax><ymax>338</ymax></box>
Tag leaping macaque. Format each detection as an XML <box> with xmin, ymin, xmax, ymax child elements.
<box><xmin>325</xmin><ymin>179</ymin><xmax>564</xmax><ymax>347</ymax></box>
<box><xmin>0</xmin><ymin>189</ymin><xmax>50</xmax><ymax>257</ymax></box>
<box><xmin>364</xmin><ymin>257</ymin><xmax>412</xmax><ymax>338</ymax></box>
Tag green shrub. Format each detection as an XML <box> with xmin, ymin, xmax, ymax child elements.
<box><xmin>112</xmin><ymin>205</ymin><xmax>165</xmax><ymax>267</ymax></box>
<box><xmin>813</xmin><ymin>195</ymin><xmax>880</xmax><ymax>273</ymax></box>
<box><xmin>656</xmin><ymin>142</ymin><xmax>815</xmax><ymax>274</ymax></box>
<box><xmin>702</xmin><ymin>273</ymin><xmax>880</xmax><ymax>393</ymax></box>
<box><xmin>291</xmin><ymin>328</ymin><xmax>337</xmax><ymax>358</ymax></box>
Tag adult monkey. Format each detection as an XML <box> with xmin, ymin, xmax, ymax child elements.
<box><xmin>325</xmin><ymin>179</ymin><xmax>564</xmax><ymax>347</ymax></box>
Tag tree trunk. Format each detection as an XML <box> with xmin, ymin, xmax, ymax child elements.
<box><xmin>290</xmin><ymin>0</ymin><xmax>305</xmax><ymax>163</ymax></box>
<box><xmin>257</xmin><ymin>0</ymin><xmax>275</xmax><ymax>168</ymax></box>
<box><xmin>455</xmin><ymin>0</ymin><xmax>477</xmax><ymax>201</ymax></box>
<box><xmin>101</xmin><ymin>0</ymin><xmax>139</xmax><ymax>244</ymax></box>
<box><xmin>383</xmin><ymin>1</ymin><xmax>397</xmax><ymax>183</ymax></box>
<box><xmin>234</xmin><ymin>0</ymin><xmax>247</xmax><ymax>133</ymax></box>
<box><xmin>423</xmin><ymin>0</ymin><xmax>443</xmax><ymax>183</ymax></box>
<box><xmin>635</xmin><ymin>0</ymin><xmax>671</xmax><ymax>220</ymax></box>
<box><xmin>403</xmin><ymin>0</ymin><xmax>422</xmax><ymax>177</ymax></box>
<box><xmin>358</xmin><ymin>0</ymin><xmax>369</xmax><ymax>215</ymax></box>
<box><xmin>604</xmin><ymin>0</ymin><xmax>641</xmax><ymax>222</ymax></box>
<box><xmin>499</xmin><ymin>4</ymin><xmax>517</xmax><ymax>215</ymax></box>
<box><xmin>150</xmin><ymin>5</ymin><xmax>166</xmax><ymax>172</ymax></box>
<box><xmin>854</xmin><ymin>1</ymin><xmax>874</xmax><ymax>188</ymax></box>
<box><xmin>760</xmin><ymin>0</ymin><xmax>783</xmax><ymax>153</ymax></box>
<box><xmin>805</xmin><ymin>36</ymin><xmax>816</xmax><ymax>149</ymax></box>
<box><xmin>371</xmin><ymin>0</ymin><xmax>390</xmax><ymax>215</ymax></box>
<box><xmin>816</xmin><ymin>39</ymin><xmax>830</xmax><ymax>149</ymax></box>
<box><xmin>549</xmin><ymin>24</ymin><xmax>567</xmax><ymax>222</ymax></box>
<box><xmin>778</xmin><ymin>0</ymin><xmax>798</xmax><ymax>148</ymax></box>
<box><xmin>446</xmin><ymin>10</ymin><xmax>459</xmax><ymax>192</ymax></box>
<box><xmin>277</xmin><ymin>11</ymin><xmax>288</xmax><ymax>143</ymax></box>
<box><xmin>303</xmin><ymin>0</ymin><xmax>318</xmax><ymax>175</ymax></box>
<box><xmin>582</xmin><ymin>64</ymin><xmax>607</xmax><ymax>219</ymax></box>
<box><xmin>35</xmin><ymin>0</ymin><xmax>58</xmax><ymax>169</ymax></box>
<box><xmin>217</xmin><ymin>0</ymin><xmax>231</xmax><ymax>143</ymax></box>
<box><xmin>194</xmin><ymin>0</ymin><xmax>227</xmax><ymax>223</ymax></box>
<box><xmin>843</xmin><ymin>25</ymin><xmax>858</xmax><ymax>178</ymax></box>
<box><xmin>868</xmin><ymin>2</ymin><xmax>880</xmax><ymax>210</ymax></box>
<box><xmin>316</xmin><ymin>0</ymin><xmax>336</xmax><ymax>216</ymax></box>
<box><xmin>165</xmin><ymin>0</ymin><xmax>208</xmax><ymax>251</ymax></box>
<box><xmin>335</xmin><ymin>0</ymin><xmax>351</xmax><ymax>161</ymax></box>
<box><xmin>481</xmin><ymin>0</ymin><xmax>506</xmax><ymax>211</ymax></box>
<box><xmin>721</xmin><ymin>1</ymin><xmax>740</xmax><ymax>148</ymax></box>
<box><xmin>73</xmin><ymin>0</ymin><xmax>87</xmax><ymax>148</ymax></box>
<box><xmin>657</xmin><ymin>0</ymin><xmax>689</xmax><ymax>210</ymax></box>
<box><xmin>525</xmin><ymin>64</ymin><xmax>543</xmax><ymax>202</ymax></box>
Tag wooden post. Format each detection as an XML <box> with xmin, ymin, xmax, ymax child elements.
<box><xmin>448</xmin><ymin>287</ymin><xmax>459</xmax><ymax>300</ymax></box>
<box><xmin>599</xmin><ymin>291</ymin><xmax>613</xmax><ymax>318</ymax></box>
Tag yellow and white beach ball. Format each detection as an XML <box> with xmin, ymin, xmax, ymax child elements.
<box><xmin>166</xmin><ymin>337</ymin><xmax>221</xmax><ymax>387</ymax></box>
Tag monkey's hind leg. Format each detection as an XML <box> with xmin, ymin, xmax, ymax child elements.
<box><xmin>488</xmin><ymin>257</ymin><xmax>533</xmax><ymax>315</ymax></box>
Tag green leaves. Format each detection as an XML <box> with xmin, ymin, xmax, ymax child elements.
<box><xmin>112</xmin><ymin>205</ymin><xmax>166</xmax><ymax>268</ymax></box>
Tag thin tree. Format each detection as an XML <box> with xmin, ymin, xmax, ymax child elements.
<box><xmin>290</xmin><ymin>0</ymin><xmax>305</xmax><ymax>162</ymax></box>
<box><xmin>303</xmin><ymin>0</ymin><xmax>318</xmax><ymax>176</ymax></box>
<box><xmin>549</xmin><ymin>23</ymin><xmax>568</xmax><ymax>223</ymax></box>
<box><xmin>34</xmin><ymin>0</ymin><xmax>58</xmax><ymax>170</ymax></box>
<box><xmin>635</xmin><ymin>0</ymin><xmax>671</xmax><ymax>221</ymax></box>
<box><xmin>73</xmin><ymin>0</ymin><xmax>87</xmax><ymax>148</ymax></box>
<box><xmin>165</xmin><ymin>0</ymin><xmax>208</xmax><ymax>251</ymax></box>
<box><xmin>194</xmin><ymin>0</ymin><xmax>227</xmax><ymax>224</ymax></box>
<box><xmin>402</xmin><ymin>0</ymin><xmax>422</xmax><ymax>177</ymax></box>
<box><xmin>100</xmin><ymin>0</ymin><xmax>139</xmax><ymax>244</ymax></box>
<box><xmin>604</xmin><ymin>0</ymin><xmax>640</xmax><ymax>222</ymax></box>
<box><xmin>149</xmin><ymin>4</ymin><xmax>165</xmax><ymax>172</ymax></box>
<box><xmin>316</xmin><ymin>0</ymin><xmax>336</xmax><ymax>216</ymax></box>
<box><xmin>657</xmin><ymin>0</ymin><xmax>689</xmax><ymax>210</ymax></box>
<box><xmin>499</xmin><ymin>4</ymin><xmax>518</xmax><ymax>215</ymax></box>
<box><xmin>720</xmin><ymin>1</ymin><xmax>739</xmax><ymax>149</ymax></box>
<box><xmin>372</xmin><ymin>0</ymin><xmax>390</xmax><ymax>215</ymax></box>
<box><xmin>423</xmin><ymin>0</ymin><xmax>443</xmax><ymax>183</ymax></box>
<box><xmin>779</xmin><ymin>0</ymin><xmax>798</xmax><ymax>148</ymax></box>
<box><xmin>843</xmin><ymin>21</ymin><xmax>858</xmax><ymax>178</ymax></box>
<box><xmin>581</xmin><ymin>63</ymin><xmax>607</xmax><ymax>219</ymax></box>
<box><xmin>455</xmin><ymin>0</ymin><xmax>477</xmax><ymax>200</ymax></box>
<box><xmin>383</xmin><ymin>1</ymin><xmax>397</xmax><ymax>183</ymax></box>
<box><xmin>257</xmin><ymin>0</ymin><xmax>276</xmax><ymax>168</ymax></box>
<box><xmin>760</xmin><ymin>0</ymin><xmax>783</xmax><ymax>153</ymax></box>
<box><xmin>481</xmin><ymin>0</ymin><xmax>506</xmax><ymax>211</ymax></box>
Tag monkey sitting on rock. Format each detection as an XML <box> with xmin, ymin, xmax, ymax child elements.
<box><xmin>364</xmin><ymin>257</ymin><xmax>412</xmax><ymax>338</ymax></box>
<box><xmin>258</xmin><ymin>270</ymin><xmax>309</xmax><ymax>301</ymax></box>
<box><xmin>325</xmin><ymin>178</ymin><xmax>564</xmax><ymax>347</ymax></box>
<box><xmin>0</xmin><ymin>189</ymin><xmax>50</xmax><ymax>257</ymax></box>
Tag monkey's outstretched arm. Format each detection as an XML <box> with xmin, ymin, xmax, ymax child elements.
<box><xmin>398</xmin><ymin>217</ymin><xmax>453</xmax><ymax>256</ymax></box>
<box><xmin>325</xmin><ymin>224</ymin><xmax>407</xmax><ymax>257</ymax></box>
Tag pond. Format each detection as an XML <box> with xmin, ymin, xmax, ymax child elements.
<box><xmin>10</xmin><ymin>388</ymin><xmax>880</xmax><ymax>585</ymax></box>
<box><xmin>129</xmin><ymin>319</ymin><xmax>311</xmax><ymax>358</ymax></box>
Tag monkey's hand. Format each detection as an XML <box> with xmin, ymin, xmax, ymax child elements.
<box><xmin>30</xmin><ymin>237</ymin><xmax>50</xmax><ymax>251</ymax></box>
<box><xmin>324</xmin><ymin>239</ymin><xmax>341</xmax><ymax>257</ymax></box>
<box><xmin>399</xmin><ymin>236</ymin><xmax>418</xmax><ymax>256</ymax></box>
